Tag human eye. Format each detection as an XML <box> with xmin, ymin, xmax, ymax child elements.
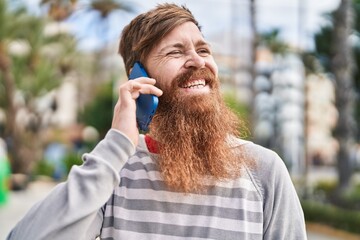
<box><xmin>197</xmin><ymin>48</ymin><xmax>211</xmax><ymax>56</ymax></box>
<box><xmin>167</xmin><ymin>50</ymin><xmax>183</xmax><ymax>57</ymax></box>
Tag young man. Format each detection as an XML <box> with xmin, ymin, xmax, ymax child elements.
<box><xmin>7</xmin><ymin>4</ymin><xmax>306</xmax><ymax>240</ymax></box>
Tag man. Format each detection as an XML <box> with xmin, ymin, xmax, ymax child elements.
<box><xmin>7</xmin><ymin>4</ymin><xmax>306</xmax><ymax>240</ymax></box>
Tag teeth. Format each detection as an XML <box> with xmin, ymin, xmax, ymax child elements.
<box><xmin>183</xmin><ymin>80</ymin><xmax>206</xmax><ymax>88</ymax></box>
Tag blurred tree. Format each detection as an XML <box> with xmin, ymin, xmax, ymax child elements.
<box><xmin>40</xmin><ymin>0</ymin><xmax>77</xmax><ymax>21</ymax></box>
<box><xmin>0</xmin><ymin>0</ymin><xmax>27</xmax><ymax>174</ymax></box>
<box><xmin>63</xmin><ymin>0</ymin><xmax>135</xmax><ymax>108</ymax></box>
<box><xmin>313</xmin><ymin>0</ymin><xmax>360</xmax><ymax>135</ymax></box>
<box><xmin>84</xmin><ymin>0</ymin><xmax>133</xmax><ymax>37</ymax></box>
<box><xmin>0</xmin><ymin>0</ymin><xmax>78</xmax><ymax>176</ymax></box>
<box><xmin>331</xmin><ymin>0</ymin><xmax>357</xmax><ymax>193</ymax></box>
<box><xmin>309</xmin><ymin>0</ymin><xmax>359</xmax><ymax>194</ymax></box>
<box><xmin>248</xmin><ymin>0</ymin><xmax>258</xmax><ymax>135</ymax></box>
<box><xmin>259</xmin><ymin>29</ymin><xmax>289</xmax><ymax>55</ymax></box>
<box><xmin>81</xmin><ymin>0</ymin><xmax>134</xmax><ymax>88</ymax></box>
<box><xmin>79</xmin><ymin>81</ymin><xmax>113</xmax><ymax>139</ymax></box>
<box><xmin>223</xmin><ymin>92</ymin><xmax>250</xmax><ymax>138</ymax></box>
<box><xmin>249</xmin><ymin>0</ymin><xmax>258</xmax><ymax>80</ymax></box>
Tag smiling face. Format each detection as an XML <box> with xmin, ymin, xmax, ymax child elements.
<box><xmin>144</xmin><ymin>21</ymin><xmax>218</xmax><ymax>96</ymax></box>
<box><xmin>146</xmin><ymin>22</ymin><xmax>247</xmax><ymax>193</ymax></box>
<box><xmin>119</xmin><ymin>5</ymin><xmax>248</xmax><ymax>193</ymax></box>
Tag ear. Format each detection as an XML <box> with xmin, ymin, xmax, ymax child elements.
<box><xmin>128</xmin><ymin>67</ymin><xmax>133</xmax><ymax>76</ymax></box>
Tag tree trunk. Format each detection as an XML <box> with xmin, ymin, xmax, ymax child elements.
<box><xmin>0</xmin><ymin>43</ymin><xmax>26</xmax><ymax>174</ymax></box>
<box><xmin>249</xmin><ymin>0</ymin><xmax>258</xmax><ymax>136</ymax></box>
<box><xmin>250</xmin><ymin>0</ymin><xmax>258</xmax><ymax>81</ymax></box>
<box><xmin>331</xmin><ymin>0</ymin><xmax>356</xmax><ymax>192</ymax></box>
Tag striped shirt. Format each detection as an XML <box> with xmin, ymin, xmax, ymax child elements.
<box><xmin>99</xmin><ymin>134</ymin><xmax>305</xmax><ymax>239</ymax></box>
<box><xmin>7</xmin><ymin>130</ymin><xmax>306</xmax><ymax>240</ymax></box>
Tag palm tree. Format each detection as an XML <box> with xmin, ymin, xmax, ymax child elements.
<box><xmin>75</xmin><ymin>0</ymin><xmax>133</xmax><ymax>47</ymax></box>
<box><xmin>330</xmin><ymin>0</ymin><xmax>357</xmax><ymax>193</ymax></box>
<box><xmin>40</xmin><ymin>0</ymin><xmax>76</xmax><ymax>21</ymax></box>
<box><xmin>0</xmin><ymin>0</ymin><xmax>78</xmax><ymax>176</ymax></box>
<box><xmin>0</xmin><ymin>0</ymin><xmax>25</xmax><ymax>174</ymax></box>
<box><xmin>74</xmin><ymin>0</ymin><xmax>134</xmax><ymax>107</ymax></box>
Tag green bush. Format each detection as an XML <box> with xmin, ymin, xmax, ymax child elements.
<box><xmin>314</xmin><ymin>180</ymin><xmax>337</xmax><ymax>193</ymax></box>
<box><xmin>342</xmin><ymin>183</ymin><xmax>360</xmax><ymax>210</ymax></box>
<box><xmin>223</xmin><ymin>93</ymin><xmax>249</xmax><ymax>119</ymax></box>
<box><xmin>79</xmin><ymin>81</ymin><xmax>114</xmax><ymax>138</ymax></box>
<box><xmin>223</xmin><ymin>92</ymin><xmax>251</xmax><ymax>139</ymax></box>
<box><xmin>302</xmin><ymin>200</ymin><xmax>360</xmax><ymax>234</ymax></box>
<box><xmin>311</xmin><ymin>180</ymin><xmax>360</xmax><ymax>210</ymax></box>
<box><xmin>33</xmin><ymin>159</ymin><xmax>55</xmax><ymax>177</ymax></box>
<box><xmin>63</xmin><ymin>152</ymin><xmax>83</xmax><ymax>174</ymax></box>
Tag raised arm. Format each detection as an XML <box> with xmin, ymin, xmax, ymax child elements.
<box><xmin>7</xmin><ymin>77</ymin><xmax>162</xmax><ymax>240</ymax></box>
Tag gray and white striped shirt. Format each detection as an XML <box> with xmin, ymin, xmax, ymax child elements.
<box><xmin>100</xmin><ymin>134</ymin><xmax>306</xmax><ymax>239</ymax></box>
<box><xmin>7</xmin><ymin>130</ymin><xmax>306</xmax><ymax>240</ymax></box>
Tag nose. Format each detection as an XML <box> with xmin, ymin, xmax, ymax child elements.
<box><xmin>184</xmin><ymin>51</ymin><xmax>205</xmax><ymax>69</ymax></box>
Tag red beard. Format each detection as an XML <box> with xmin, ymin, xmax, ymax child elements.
<box><xmin>149</xmin><ymin>68</ymin><xmax>248</xmax><ymax>193</ymax></box>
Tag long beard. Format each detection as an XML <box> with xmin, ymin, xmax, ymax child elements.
<box><xmin>149</xmin><ymin>68</ymin><xmax>246</xmax><ymax>193</ymax></box>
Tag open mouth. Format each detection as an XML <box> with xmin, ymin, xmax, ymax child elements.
<box><xmin>180</xmin><ymin>79</ymin><xmax>206</xmax><ymax>89</ymax></box>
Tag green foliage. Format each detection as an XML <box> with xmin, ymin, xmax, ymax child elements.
<box><xmin>311</xmin><ymin>0</ymin><xmax>360</xmax><ymax>138</ymax></box>
<box><xmin>1</xmin><ymin>1</ymin><xmax>78</xmax><ymax>109</ymax></box>
<box><xmin>342</xmin><ymin>183</ymin><xmax>360</xmax><ymax>209</ymax></box>
<box><xmin>33</xmin><ymin>159</ymin><xmax>55</xmax><ymax>177</ymax></box>
<box><xmin>311</xmin><ymin>180</ymin><xmax>360</xmax><ymax>210</ymax></box>
<box><xmin>314</xmin><ymin>180</ymin><xmax>338</xmax><ymax>193</ymax></box>
<box><xmin>223</xmin><ymin>92</ymin><xmax>251</xmax><ymax>139</ymax></box>
<box><xmin>313</xmin><ymin>26</ymin><xmax>333</xmax><ymax>71</ymax></box>
<box><xmin>354</xmin><ymin>0</ymin><xmax>360</xmax><ymax>33</ymax></box>
<box><xmin>0</xmin><ymin>0</ymin><xmax>6</xmax><ymax>41</ymax></box>
<box><xmin>223</xmin><ymin>93</ymin><xmax>249</xmax><ymax>119</ymax></box>
<box><xmin>33</xmin><ymin>152</ymin><xmax>83</xmax><ymax>179</ymax></box>
<box><xmin>90</xmin><ymin>0</ymin><xmax>134</xmax><ymax>18</ymax></box>
<box><xmin>12</xmin><ymin>56</ymin><xmax>60</xmax><ymax>98</ymax></box>
<box><xmin>63</xmin><ymin>152</ymin><xmax>83</xmax><ymax>174</ymax></box>
<box><xmin>32</xmin><ymin>152</ymin><xmax>83</xmax><ymax>178</ymax></box>
<box><xmin>0</xmin><ymin>82</ymin><xmax>4</xmax><ymax>108</ymax></box>
<box><xmin>302</xmin><ymin>200</ymin><xmax>360</xmax><ymax>234</ymax></box>
<box><xmin>259</xmin><ymin>29</ymin><xmax>288</xmax><ymax>54</ymax></box>
<box><xmin>79</xmin><ymin>81</ymin><xmax>114</xmax><ymax>138</ymax></box>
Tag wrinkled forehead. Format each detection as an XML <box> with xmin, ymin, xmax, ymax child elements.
<box><xmin>149</xmin><ymin>22</ymin><xmax>209</xmax><ymax>54</ymax></box>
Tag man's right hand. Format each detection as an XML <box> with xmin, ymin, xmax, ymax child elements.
<box><xmin>111</xmin><ymin>77</ymin><xmax>163</xmax><ymax>146</ymax></box>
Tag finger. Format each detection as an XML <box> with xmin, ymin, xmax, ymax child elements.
<box><xmin>119</xmin><ymin>81</ymin><xmax>143</xmax><ymax>95</ymax></box>
<box><xmin>139</xmin><ymin>85</ymin><xmax>163</xmax><ymax>96</ymax></box>
<box><xmin>131</xmin><ymin>77</ymin><xmax>157</xmax><ymax>85</ymax></box>
<box><xmin>121</xmin><ymin>81</ymin><xmax>162</xmax><ymax>97</ymax></box>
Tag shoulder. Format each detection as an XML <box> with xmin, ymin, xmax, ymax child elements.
<box><xmin>231</xmin><ymin>137</ymin><xmax>284</xmax><ymax>172</ymax></box>
<box><xmin>232</xmin><ymin>138</ymin><xmax>292</xmax><ymax>199</ymax></box>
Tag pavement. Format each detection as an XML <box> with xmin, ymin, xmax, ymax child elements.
<box><xmin>0</xmin><ymin>177</ymin><xmax>358</xmax><ymax>240</ymax></box>
<box><xmin>0</xmin><ymin>180</ymin><xmax>57</xmax><ymax>239</ymax></box>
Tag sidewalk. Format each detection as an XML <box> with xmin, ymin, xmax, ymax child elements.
<box><xmin>0</xmin><ymin>180</ymin><xmax>357</xmax><ymax>240</ymax></box>
<box><xmin>0</xmin><ymin>180</ymin><xmax>57</xmax><ymax>238</ymax></box>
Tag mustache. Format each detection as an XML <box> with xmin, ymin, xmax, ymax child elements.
<box><xmin>174</xmin><ymin>68</ymin><xmax>216</xmax><ymax>88</ymax></box>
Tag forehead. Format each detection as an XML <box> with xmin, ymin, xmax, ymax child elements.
<box><xmin>155</xmin><ymin>22</ymin><xmax>208</xmax><ymax>51</ymax></box>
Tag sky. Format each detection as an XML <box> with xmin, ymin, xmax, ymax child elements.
<box><xmin>24</xmin><ymin>0</ymin><xmax>340</xmax><ymax>51</ymax></box>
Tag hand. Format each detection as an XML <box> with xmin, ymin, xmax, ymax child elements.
<box><xmin>112</xmin><ymin>77</ymin><xmax>163</xmax><ymax>146</ymax></box>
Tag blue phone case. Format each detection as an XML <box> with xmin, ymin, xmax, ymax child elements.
<box><xmin>128</xmin><ymin>62</ymin><xmax>159</xmax><ymax>131</ymax></box>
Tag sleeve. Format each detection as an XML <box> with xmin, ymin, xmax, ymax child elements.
<box><xmin>6</xmin><ymin>129</ymin><xmax>136</xmax><ymax>240</ymax></box>
<box><xmin>252</xmin><ymin>147</ymin><xmax>307</xmax><ymax>240</ymax></box>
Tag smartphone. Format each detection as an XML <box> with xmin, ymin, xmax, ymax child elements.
<box><xmin>128</xmin><ymin>62</ymin><xmax>159</xmax><ymax>131</ymax></box>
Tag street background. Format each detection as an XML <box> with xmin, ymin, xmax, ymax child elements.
<box><xmin>1</xmin><ymin>0</ymin><xmax>360</xmax><ymax>238</ymax></box>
